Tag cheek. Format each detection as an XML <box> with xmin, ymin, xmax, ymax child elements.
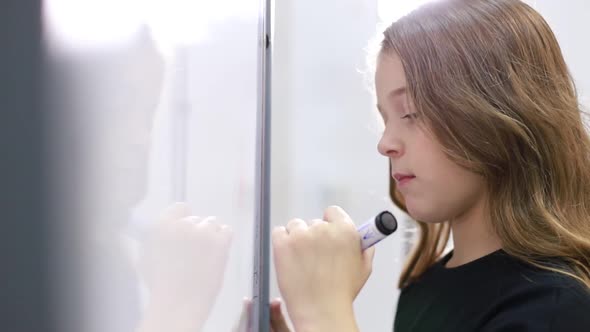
<box><xmin>404</xmin><ymin>135</ymin><xmax>486</xmax><ymax>222</ymax></box>
<box><xmin>409</xmin><ymin>168</ymin><xmax>485</xmax><ymax>223</ymax></box>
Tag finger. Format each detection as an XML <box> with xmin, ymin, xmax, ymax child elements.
<box><xmin>181</xmin><ymin>215</ymin><xmax>201</xmax><ymax>226</ymax></box>
<box><xmin>189</xmin><ymin>216</ymin><xmax>219</xmax><ymax>229</ymax></box>
<box><xmin>222</xmin><ymin>226</ymin><xmax>234</xmax><ymax>246</ymax></box>
<box><xmin>272</xmin><ymin>226</ymin><xmax>288</xmax><ymax>246</ymax></box>
<box><xmin>286</xmin><ymin>218</ymin><xmax>308</xmax><ymax>234</ymax></box>
<box><xmin>270</xmin><ymin>298</ymin><xmax>291</xmax><ymax>332</ymax></box>
<box><xmin>218</xmin><ymin>223</ymin><xmax>233</xmax><ymax>234</ymax></box>
<box><xmin>207</xmin><ymin>222</ymin><xmax>234</xmax><ymax>247</ymax></box>
<box><xmin>159</xmin><ymin>202</ymin><xmax>191</xmax><ymax>223</ymax></box>
<box><xmin>189</xmin><ymin>217</ymin><xmax>233</xmax><ymax>243</ymax></box>
<box><xmin>323</xmin><ymin>205</ymin><xmax>354</xmax><ymax>225</ymax></box>
<box><xmin>200</xmin><ymin>216</ymin><xmax>216</xmax><ymax>225</ymax></box>
<box><xmin>168</xmin><ymin>215</ymin><xmax>199</xmax><ymax>238</ymax></box>
<box><xmin>218</xmin><ymin>222</ymin><xmax>234</xmax><ymax>246</ymax></box>
<box><xmin>188</xmin><ymin>216</ymin><xmax>232</xmax><ymax>235</ymax></box>
<box><xmin>231</xmin><ymin>297</ymin><xmax>252</xmax><ymax>332</ymax></box>
<box><xmin>363</xmin><ymin>246</ymin><xmax>376</xmax><ymax>272</ymax></box>
<box><xmin>308</xmin><ymin>218</ymin><xmax>325</xmax><ymax>227</ymax></box>
<box><xmin>241</xmin><ymin>297</ymin><xmax>252</xmax><ymax>316</ymax></box>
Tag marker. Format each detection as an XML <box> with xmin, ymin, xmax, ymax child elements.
<box><xmin>357</xmin><ymin>210</ymin><xmax>398</xmax><ymax>250</ymax></box>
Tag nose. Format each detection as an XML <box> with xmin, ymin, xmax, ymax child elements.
<box><xmin>377</xmin><ymin>128</ymin><xmax>404</xmax><ymax>159</ymax></box>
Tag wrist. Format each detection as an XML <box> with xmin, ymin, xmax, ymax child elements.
<box><xmin>293</xmin><ymin>303</ymin><xmax>359</xmax><ymax>332</ymax></box>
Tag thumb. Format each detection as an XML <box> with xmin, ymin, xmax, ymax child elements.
<box><xmin>270</xmin><ymin>298</ymin><xmax>292</xmax><ymax>332</ymax></box>
<box><xmin>363</xmin><ymin>246</ymin><xmax>376</xmax><ymax>273</ymax></box>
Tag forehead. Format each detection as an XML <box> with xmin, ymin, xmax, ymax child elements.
<box><xmin>375</xmin><ymin>52</ymin><xmax>407</xmax><ymax>98</ymax></box>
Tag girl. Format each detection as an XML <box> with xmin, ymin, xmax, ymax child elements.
<box><xmin>271</xmin><ymin>0</ymin><xmax>590</xmax><ymax>331</ymax></box>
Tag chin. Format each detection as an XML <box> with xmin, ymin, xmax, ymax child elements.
<box><xmin>405</xmin><ymin>203</ymin><xmax>448</xmax><ymax>224</ymax></box>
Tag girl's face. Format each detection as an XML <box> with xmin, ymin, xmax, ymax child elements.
<box><xmin>375</xmin><ymin>52</ymin><xmax>487</xmax><ymax>223</ymax></box>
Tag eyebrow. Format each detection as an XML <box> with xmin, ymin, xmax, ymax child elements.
<box><xmin>377</xmin><ymin>86</ymin><xmax>407</xmax><ymax>113</ymax></box>
<box><xmin>389</xmin><ymin>86</ymin><xmax>407</xmax><ymax>99</ymax></box>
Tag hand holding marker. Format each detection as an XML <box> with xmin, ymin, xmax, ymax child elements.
<box><xmin>263</xmin><ymin>209</ymin><xmax>398</xmax><ymax>332</ymax></box>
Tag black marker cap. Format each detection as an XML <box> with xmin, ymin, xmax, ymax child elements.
<box><xmin>375</xmin><ymin>210</ymin><xmax>398</xmax><ymax>235</ymax></box>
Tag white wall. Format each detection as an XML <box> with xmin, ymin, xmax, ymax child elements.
<box><xmin>525</xmin><ymin>0</ymin><xmax>590</xmax><ymax>108</ymax></box>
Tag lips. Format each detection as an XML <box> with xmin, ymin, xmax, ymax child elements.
<box><xmin>393</xmin><ymin>173</ymin><xmax>416</xmax><ymax>186</ymax></box>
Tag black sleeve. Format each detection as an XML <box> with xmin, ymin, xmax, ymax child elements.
<box><xmin>550</xmin><ymin>286</ymin><xmax>590</xmax><ymax>332</ymax></box>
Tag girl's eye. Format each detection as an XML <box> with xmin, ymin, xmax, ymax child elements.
<box><xmin>401</xmin><ymin>113</ymin><xmax>418</xmax><ymax>120</ymax></box>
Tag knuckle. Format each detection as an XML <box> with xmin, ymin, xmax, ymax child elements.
<box><xmin>271</xmin><ymin>227</ymin><xmax>286</xmax><ymax>245</ymax></box>
<box><xmin>308</xmin><ymin>218</ymin><xmax>323</xmax><ymax>226</ymax></box>
<box><xmin>286</xmin><ymin>218</ymin><xmax>304</xmax><ymax>228</ymax></box>
<box><xmin>290</xmin><ymin>232</ymin><xmax>311</xmax><ymax>250</ymax></box>
<box><xmin>311</xmin><ymin>222</ymin><xmax>331</xmax><ymax>237</ymax></box>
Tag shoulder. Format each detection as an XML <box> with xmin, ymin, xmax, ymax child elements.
<box><xmin>550</xmin><ymin>280</ymin><xmax>590</xmax><ymax>331</ymax></box>
<box><xmin>482</xmin><ymin>265</ymin><xmax>590</xmax><ymax>332</ymax></box>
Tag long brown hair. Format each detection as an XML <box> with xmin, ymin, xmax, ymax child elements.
<box><xmin>380</xmin><ymin>0</ymin><xmax>590</xmax><ymax>289</ymax></box>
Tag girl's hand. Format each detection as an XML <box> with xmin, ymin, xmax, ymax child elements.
<box><xmin>272</xmin><ymin>206</ymin><xmax>375</xmax><ymax>332</ymax></box>
<box><xmin>270</xmin><ymin>298</ymin><xmax>292</xmax><ymax>332</ymax></box>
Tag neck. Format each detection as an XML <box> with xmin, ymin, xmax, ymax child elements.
<box><xmin>446</xmin><ymin>193</ymin><xmax>502</xmax><ymax>268</ymax></box>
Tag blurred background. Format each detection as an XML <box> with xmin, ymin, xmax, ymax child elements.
<box><xmin>1</xmin><ymin>0</ymin><xmax>588</xmax><ymax>331</ymax></box>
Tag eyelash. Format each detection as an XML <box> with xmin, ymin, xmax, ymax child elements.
<box><xmin>401</xmin><ymin>113</ymin><xmax>418</xmax><ymax>120</ymax></box>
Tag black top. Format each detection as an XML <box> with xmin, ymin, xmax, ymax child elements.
<box><xmin>393</xmin><ymin>250</ymin><xmax>590</xmax><ymax>332</ymax></box>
